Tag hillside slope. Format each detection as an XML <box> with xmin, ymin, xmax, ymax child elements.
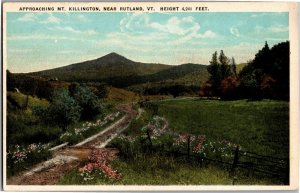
<box><xmin>29</xmin><ymin>53</ymin><xmax>171</xmax><ymax>82</ymax></box>
<box><xmin>28</xmin><ymin>53</ymin><xmax>209</xmax><ymax>88</ymax></box>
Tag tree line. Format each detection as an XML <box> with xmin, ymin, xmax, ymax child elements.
<box><xmin>202</xmin><ymin>41</ymin><xmax>289</xmax><ymax>100</ymax></box>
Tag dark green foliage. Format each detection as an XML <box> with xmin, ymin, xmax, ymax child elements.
<box><xmin>94</xmin><ymin>83</ymin><xmax>108</xmax><ymax>99</ymax></box>
<box><xmin>139</xmin><ymin>101</ymin><xmax>158</xmax><ymax>116</ymax></box>
<box><xmin>207</xmin><ymin>51</ymin><xmax>221</xmax><ymax>94</ymax></box>
<box><xmin>48</xmin><ymin>89</ymin><xmax>82</xmax><ymax>129</ymax></box>
<box><xmin>7</xmin><ymin>72</ymin><xmax>70</xmax><ymax>100</ymax></box>
<box><xmin>7</xmin><ymin>144</ymin><xmax>52</xmax><ymax>176</ymax></box>
<box><xmin>219</xmin><ymin>50</ymin><xmax>232</xmax><ymax>79</ymax></box>
<box><xmin>207</xmin><ymin>51</ymin><xmax>233</xmax><ymax>96</ymax></box>
<box><xmin>238</xmin><ymin>41</ymin><xmax>289</xmax><ymax>100</ymax></box>
<box><xmin>231</xmin><ymin>57</ymin><xmax>237</xmax><ymax>78</ymax></box>
<box><xmin>6</xmin><ymin>92</ymin><xmax>62</xmax><ymax>146</ymax></box>
<box><xmin>7</xmin><ymin>70</ymin><xmax>15</xmax><ymax>91</ymax></box>
<box><xmin>7</xmin><ymin>116</ymin><xmax>62</xmax><ymax>145</ymax></box>
<box><xmin>205</xmin><ymin>41</ymin><xmax>289</xmax><ymax>100</ymax></box>
<box><xmin>238</xmin><ymin>68</ymin><xmax>262</xmax><ymax>99</ymax></box>
<box><xmin>72</xmin><ymin>85</ymin><xmax>102</xmax><ymax>120</ymax></box>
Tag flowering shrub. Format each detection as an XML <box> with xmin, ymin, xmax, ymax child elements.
<box><xmin>172</xmin><ymin>134</ymin><xmax>206</xmax><ymax>156</ymax></box>
<box><xmin>141</xmin><ymin>116</ymin><xmax>169</xmax><ymax>139</ymax></box>
<box><xmin>78</xmin><ymin>150</ymin><xmax>121</xmax><ymax>182</ymax></box>
<box><xmin>203</xmin><ymin>140</ymin><xmax>239</xmax><ymax>160</ymax></box>
<box><xmin>192</xmin><ymin>135</ymin><xmax>206</xmax><ymax>154</ymax></box>
<box><xmin>7</xmin><ymin>143</ymin><xmax>51</xmax><ymax>176</ymax></box>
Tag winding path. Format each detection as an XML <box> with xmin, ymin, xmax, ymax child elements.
<box><xmin>6</xmin><ymin>103</ymin><xmax>137</xmax><ymax>185</ymax></box>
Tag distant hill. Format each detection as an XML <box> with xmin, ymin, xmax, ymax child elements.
<box><xmin>237</xmin><ymin>63</ymin><xmax>247</xmax><ymax>73</ymax></box>
<box><xmin>29</xmin><ymin>53</ymin><xmax>209</xmax><ymax>88</ymax></box>
<box><xmin>29</xmin><ymin>52</ymin><xmax>171</xmax><ymax>82</ymax></box>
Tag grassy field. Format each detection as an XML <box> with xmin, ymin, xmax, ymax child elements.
<box><xmin>106</xmin><ymin>87</ymin><xmax>140</xmax><ymax>102</ymax></box>
<box><xmin>59</xmin><ymin>153</ymin><xmax>279</xmax><ymax>185</ymax></box>
<box><xmin>146</xmin><ymin>99</ymin><xmax>289</xmax><ymax>158</ymax></box>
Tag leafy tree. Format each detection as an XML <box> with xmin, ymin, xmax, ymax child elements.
<box><xmin>48</xmin><ymin>89</ymin><xmax>81</xmax><ymax>129</ymax></box>
<box><xmin>219</xmin><ymin>50</ymin><xmax>232</xmax><ymax>79</ymax></box>
<box><xmin>199</xmin><ymin>81</ymin><xmax>213</xmax><ymax>97</ymax></box>
<box><xmin>220</xmin><ymin>76</ymin><xmax>238</xmax><ymax>100</ymax></box>
<box><xmin>260</xmin><ymin>75</ymin><xmax>276</xmax><ymax>98</ymax></box>
<box><xmin>73</xmin><ymin>85</ymin><xmax>102</xmax><ymax>120</ymax></box>
<box><xmin>238</xmin><ymin>41</ymin><xmax>289</xmax><ymax>100</ymax></box>
<box><xmin>238</xmin><ymin>70</ymin><xmax>260</xmax><ymax>99</ymax></box>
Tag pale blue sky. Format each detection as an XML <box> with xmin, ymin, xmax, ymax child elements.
<box><xmin>7</xmin><ymin>12</ymin><xmax>288</xmax><ymax>73</ymax></box>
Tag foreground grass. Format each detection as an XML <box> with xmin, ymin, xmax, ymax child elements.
<box><xmin>59</xmin><ymin>154</ymin><xmax>279</xmax><ymax>185</ymax></box>
<box><xmin>145</xmin><ymin>99</ymin><xmax>289</xmax><ymax>158</ymax></box>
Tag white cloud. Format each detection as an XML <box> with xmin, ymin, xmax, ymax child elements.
<box><xmin>77</xmin><ymin>15</ymin><xmax>89</xmax><ymax>22</ymax></box>
<box><xmin>198</xmin><ymin>30</ymin><xmax>216</xmax><ymax>38</ymax></box>
<box><xmin>18</xmin><ymin>13</ymin><xmax>36</xmax><ymax>22</ymax></box>
<box><xmin>40</xmin><ymin>13</ymin><xmax>61</xmax><ymax>24</ymax></box>
<box><xmin>255</xmin><ymin>24</ymin><xmax>288</xmax><ymax>34</ymax></box>
<box><xmin>148</xmin><ymin>16</ymin><xmax>200</xmax><ymax>36</ymax></box>
<box><xmin>268</xmin><ymin>25</ymin><xmax>288</xmax><ymax>32</ymax></box>
<box><xmin>48</xmin><ymin>26</ymin><xmax>97</xmax><ymax>35</ymax></box>
<box><xmin>120</xmin><ymin>13</ymin><xmax>201</xmax><ymax>36</ymax></box>
<box><xmin>17</xmin><ymin>13</ymin><xmax>61</xmax><ymax>24</ymax></box>
<box><xmin>120</xmin><ymin>13</ymin><xmax>149</xmax><ymax>32</ymax></box>
<box><xmin>119</xmin><ymin>13</ymin><xmax>216</xmax><ymax>46</ymax></box>
<box><xmin>230</xmin><ymin>27</ymin><xmax>240</xmax><ymax>37</ymax></box>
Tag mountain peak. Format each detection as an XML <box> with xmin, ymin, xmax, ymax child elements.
<box><xmin>106</xmin><ymin>52</ymin><xmax>122</xmax><ymax>57</ymax></box>
<box><xmin>97</xmin><ymin>52</ymin><xmax>133</xmax><ymax>64</ymax></box>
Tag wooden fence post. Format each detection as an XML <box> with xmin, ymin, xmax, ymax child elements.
<box><xmin>230</xmin><ymin>146</ymin><xmax>240</xmax><ymax>177</ymax></box>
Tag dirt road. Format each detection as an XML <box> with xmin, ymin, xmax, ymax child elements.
<box><xmin>6</xmin><ymin>103</ymin><xmax>137</xmax><ymax>185</ymax></box>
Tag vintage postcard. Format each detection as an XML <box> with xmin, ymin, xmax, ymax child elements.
<box><xmin>2</xmin><ymin>1</ymin><xmax>299</xmax><ymax>191</ymax></box>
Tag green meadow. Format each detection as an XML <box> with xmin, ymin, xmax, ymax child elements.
<box><xmin>148</xmin><ymin>99</ymin><xmax>289</xmax><ymax>158</ymax></box>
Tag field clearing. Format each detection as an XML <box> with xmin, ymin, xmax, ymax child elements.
<box><xmin>146</xmin><ymin>99</ymin><xmax>289</xmax><ymax>158</ymax></box>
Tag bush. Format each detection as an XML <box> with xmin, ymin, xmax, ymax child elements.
<box><xmin>220</xmin><ymin>76</ymin><xmax>238</xmax><ymax>100</ymax></box>
<box><xmin>72</xmin><ymin>85</ymin><xmax>102</xmax><ymax>120</ymax></box>
<box><xmin>7</xmin><ymin>143</ymin><xmax>52</xmax><ymax>176</ymax></box>
<box><xmin>48</xmin><ymin>89</ymin><xmax>82</xmax><ymax>129</ymax></box>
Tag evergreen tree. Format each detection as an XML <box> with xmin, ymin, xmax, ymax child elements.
<box><xmin>207</xmin><ymin>50</ymin><xmax>233</xmax><ymax>96</ymax></box>
<box><xmin>219</xmin><ymin>50</ymin><xmax>232</xmax><ymax>79</ymax></box>
<box><xmin>238</xmin><ymin>41</ymin><xmax>289</xmax><ymax>100</ymax></box>
<box><xmin>207</xmin><ymin>51</ymin><xmax>221</xmax><ymax>94</ymax></box>
<box><xmin>231</xmin><ymin>57</ymin><xmax>237</xmax><ymax>78</ymax></box>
